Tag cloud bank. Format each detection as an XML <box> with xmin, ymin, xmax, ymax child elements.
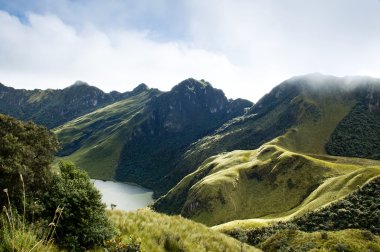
<box><xmin>1</xmin><ymin>0</ymin><xmax>380</xmax><ymax>102</ymax></box>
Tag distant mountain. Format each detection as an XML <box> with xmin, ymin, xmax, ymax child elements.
<box><xmin>0</xmin><ymin>81</ymin><xmax>133</xmax><ymax>128</ymax></box>
<box><xmin>153</xmin><ymin>74</ymin><xmax>380</xmax><ymax>224</ymax></box>
<box><xmin>55</xmin><ymin>78</ymin><xmax>253</xmax><ymax>194</ymax></box>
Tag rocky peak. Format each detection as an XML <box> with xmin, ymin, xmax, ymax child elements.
<box><xmin>131</xmin><ymin>83</ymin><xmax>149</xmax><ymax>94</ymax></box>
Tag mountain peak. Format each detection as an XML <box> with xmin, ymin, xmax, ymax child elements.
<box><xmin>71</xmin><ymin>80</ymin><xmax>90</xmax><ymax>87</ymax></box>
<box><xmin>171</xmin><ymin>78</ymin><xmax>212</xmax><ymax>93</ymax></box>
<box><xmin>132</xmin><ymin>83</ymin><xmax>149</xmax><ymax>93</ymax></box>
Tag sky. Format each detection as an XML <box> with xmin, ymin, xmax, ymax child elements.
<box><xmin>0</xmin><ymin>0</ymin><xmax>380</xmax><ymax>102</ymax></box>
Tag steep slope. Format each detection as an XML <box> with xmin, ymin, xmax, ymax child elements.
<box><xmin>154</xmin><ymin>74</ymin><xmax>380</xmax><ymax>223</ymax></box>
<box><xmin>54</xmin><ymin>86</ymin><xmax>161</xmax><ymax>179</ymax></box>
<box><xmin>0</xmin><ymin>81</ymin><xmax>130</xmax><ymax>128</ymax></box>
<box><xmin>326</xmin><ymin>78</ymin><xmax>380</xmax><ymax>159</ymax></box>
<box><xmin>55</xmin><ymin>78</ymin><xmax>252</xmax><ymax>191</ymax></box>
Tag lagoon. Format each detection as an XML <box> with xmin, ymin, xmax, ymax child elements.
<box><xmin>93</xmin><ymin>179</ymin><xmax>154</xmax><ymax>211</ymax></box>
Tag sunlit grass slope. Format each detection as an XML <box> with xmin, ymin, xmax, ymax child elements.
<box><xmin>107</xmin><ymin>209</ymin><xmax>260</xmax><ymax>252</ymax></box>
<box><xmin>154</xmin><ymin>142</ymin><xmax>380</xmax><ymax>227</ymax></box>
<box><xmin>54</xmin><ymin>89</ymin><xmax>158</xmax><ymax>179</ymax></box>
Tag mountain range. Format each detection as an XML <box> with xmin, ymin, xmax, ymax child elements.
<box><xmin>1</xmin><ymin>73</ymin><xmax>380</xmax><ymax>251</ymax></box>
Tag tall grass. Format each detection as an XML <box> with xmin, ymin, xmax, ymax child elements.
<box><xmin>0</xmin><ymin>174</ymin><xmax>59</xmax><ymax>252</ymax></box>
<box><xmin>108</xmin><ymin>208</ymin><xmax>259</xmax><ymax>252</ymax></box>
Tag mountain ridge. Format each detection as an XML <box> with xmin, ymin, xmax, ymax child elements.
<box><xmin>0</xmin><ymin>81</ymin><xmax>135</xmax><ymax>128</ymax></box>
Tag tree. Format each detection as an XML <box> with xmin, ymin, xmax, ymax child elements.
<box><xmin>42</xmin><ymin>162</ymin><xmax>115</xmax><ymax>250</ymax></box>
<box><xmin>0</xmin><ymin>114</ymin><xmax>59</xmax><ymax>208</ymax></box>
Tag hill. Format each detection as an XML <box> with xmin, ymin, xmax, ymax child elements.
<box><xmin>55</xmin><ymin>78</ymin><xmax>252</xmax><ymax>194</ymax></box>
<box><xmin>153</xmin><ymin>141</ymin><xmax>380</xmax><ymax>226</ymax></box>
<box><xmin>0</xmin><ymin>81</ymin><xmax>131</xmax><ymax>128</ymax></box>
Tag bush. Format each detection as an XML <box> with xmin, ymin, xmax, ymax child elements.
<box><xmin>0</xmin><ymin>115</ymin><xmax>117</xmax><ymax>250</ymax></box>
<box><xmin>42</xmin><ymin>162</ymin><xmax>115</xmax><ymax>251</ymax></box>
<box><xmin>0</xmin><ymin>114</ymin><xmax>59</xmax><ymax>209</ymax></box>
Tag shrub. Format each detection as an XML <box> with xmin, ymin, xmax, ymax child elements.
<box><xmin>42</xmin><ymin>162</ymin><xmax>115</xmax><ymax>251</ymax></box>
<box><xmin>0</xmin><ymin>114</ymin><xmax>59</xmax><ymax>210</ymax></box>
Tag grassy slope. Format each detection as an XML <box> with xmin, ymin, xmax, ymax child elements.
<box><xmin>54</xmin><ymin>90</ymin><xmax>156</xmax><ymax>179</ymax></box>
<box><xmin>107</xmin><ymin>209</ymin><xmax>260</xmax><ymax>252</ymax></box>
<box><xmin>158</xmin><ymin>142</ymin><xmax>380</xmax><ymax>227</ymax></box>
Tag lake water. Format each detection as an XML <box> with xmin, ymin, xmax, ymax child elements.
<box><xmin>93</xmin><ymin>179</ymin><xmax>154</xmax><ymax>211</ymax></box>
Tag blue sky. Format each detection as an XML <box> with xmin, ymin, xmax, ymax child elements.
<box><xmin>1</xmin><ymin>0</ymin><xmax>380</xmax><ymax>101</ymax></box>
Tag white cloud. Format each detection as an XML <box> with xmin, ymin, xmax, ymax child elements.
<box><xmin>1</xmin><ymin>0</ymin><xmax>380</xmax><ymax>102</ymax></box>
<box><xmin>0</xmin><ymin>10</ymin><xmax>258</xmax><ymax>101</ymax></box>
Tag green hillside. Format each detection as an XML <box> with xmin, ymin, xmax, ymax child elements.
<box><xmin>0</xmin><ymin>81</ymin><xmax>131</xmax><ymax>128</ymax></box>
<box><xmin>107</xmin><ymin>208</ymin><xmax>260</xmax><ymax>252</ymax></box>
<box><xmin>154</xmin><ymin>74</ymin><xmax>380</xmax><ymax>227</ymax></box>
<box><xmin>154</xmin><ymin>141</ymin><xmax>380</xmax><ymax>226</ymax></box>
<box><xmin>54</xmin><ymin>87</ymin><xmax>160</xmax><ymax>179</ymax></box>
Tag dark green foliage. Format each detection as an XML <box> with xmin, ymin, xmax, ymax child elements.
<box><xmin>326</xmin><ymin>82</ymin><xmax>380</xmax><ymax>159</ymax></box>
<box><xmin>0</xmin><ymin>81</ymin><xmax>130</xmax><ymax>128</ymax></box>
<box><xmin>293</xmin><ymin>177</ymin><xmax>380</xmax><ymax>234</ymax></box>
<box><xmin>115</xmin><ymin>78</ymin><xmax>253</xmax><ymax>196</ymax></box>
<box><xmin>42</xmin><ymin>162</ymin><xmax>115</xmax><ymax>251</ymax></box>
<box><xmin>326</xmin><ymin>101</ymin><xmax>380</xmax><ymax>159</ymax></box>
<box><xmin>0</xmin><ymin>114</ymin><xmax>59</xmax><ymax>208</ymax></box>
<box><xmin>0</xmin><ymin>114</ymin><xmax>115</xmax><ymax>250</ymax></box>
<box><xmin>228</xmin><ymin>177</ymin><xmax>380</xmax><ymax>246</ymax></box>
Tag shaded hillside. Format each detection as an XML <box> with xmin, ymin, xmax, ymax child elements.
<box><xmin>115</xmin><ymin>78</ymin><xmax>252</xmax><ymax>195</ymax></box>
<box><xmin>153</xmin><ymin>142</ymin><xmax>380</xmax><ymax>226</ymax></box>
<box><xmin>55</xmin><ymin>78</ymin><xmax>252</xmax><ymax>192</ymax></box>
<box><xmin>0</xmin><ymin>81</ymin><xmax>131</xmax><ymax>128</ymax></box>
<box><xmin>54</xmin><ymin>86</ymin><xmax>161</xmax><ymax>179</ymax></box>
<box><xmin>326</xmin><ymin>79</ymin><xmax>380</xmax><ymax>159</ymax></box>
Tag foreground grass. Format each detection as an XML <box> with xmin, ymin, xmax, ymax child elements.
<box><xmin>0</xmin><ymin>227</ymin><xmax>59</xmax><ymax>252</ymax></box>
<box><xmin>107</xmin><ymin>208</ymin><xmax>259</xmax><ymax>252</ymax></box>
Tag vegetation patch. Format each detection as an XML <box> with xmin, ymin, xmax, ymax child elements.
<box><xmin>327</xmin><ymin>101</ymin><xmax>380</xmax><ymax>160</ymax></box>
